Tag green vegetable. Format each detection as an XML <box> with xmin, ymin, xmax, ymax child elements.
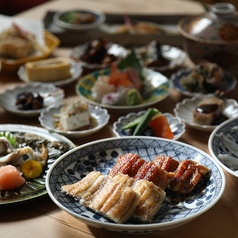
<box><xmin>126</xmin><ymin>88</ymin><xmax>143</xmax><ymax>105</ymax></box>
<box><xmin>0</xmin><ymin>131</ymin><xmax>17</xmax><ymax>147</ymax></box>
<box><xmin>122</xmin><ymin>114</ymin><xmax>145</xmax><ymax>130</ymax></box>
<box><xmin>133</xmin><ymin>108</ymin><xmax>159</xmax><ymax>136</ymax></box>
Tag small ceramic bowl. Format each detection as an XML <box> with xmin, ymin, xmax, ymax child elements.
<box><xmin>178</xmin><ymin>3</ymin><xmax>238</xmax><ymax>72</ymax></box>
<box><xmin>0</xmin><ymin>83</ymin><xmax>64</xmax><ymax>117</ymax></box>
<box><xmin>113</xmin><ymin>111</ymin><xmax>185</xmax><ymax>140</ymax></box>
<box><xmin>209</xmin><ymin>117</ymin><xmax>238</xmax><ymax>178</ymax></box>
<box><xmin>53</xmin><ymin>9</ymin><xmax>105</xmax><ymax>31</ymax></box>
<box><xmin>39</xmin><ymin>103</ymin><xmax>109</xmax><ymax>138</ymax></box>
<box><xmin>174</xmin><ymin>95</ymin><xmax>238</xmax><ymax>132</ymax></box>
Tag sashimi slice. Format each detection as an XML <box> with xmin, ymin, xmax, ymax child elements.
<box><xmin>0</xmin><ymin>165</ymin><xmax>26</xmax><ymax>190</ymax></box>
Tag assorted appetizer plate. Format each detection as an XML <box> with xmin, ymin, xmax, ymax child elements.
<box><xmin>209</xmin><ymin>117</ymin><xmax>238</xmax><ymax>178</ymax></box>
<box><xmin>174</xmin><ymin>96</ymin><xmax>238</xmax><ymax>132</ymax></box>
<box><xmin>0</xmin><ymin>83</ymin><xmax>64</xmax><ymax>117</ymax></box>
<box><xmin>71</xmin><ymin>42</ymin><xmax>128</xmax><ymax>69</ymax></box>
<box><xmin>39</xmin><ymin>103</ymin><xmax>110</xmax><ymax>138</ymax></box>
<box><xmin>53</xmin><ymin>9</ymin><xmax>106</xmax><ymax>31</ymax></box>
<box><xmin>171</xmin><ymin>68</ymin><xmax>237</xmax><ymax>97</ymax></box>
<box><xmin>0</xmin><ymin>124</ymin><xmax>75</xmax><ymax>205</ymax></box>
<box><xmin>18</xmin><ymin>59</ymin><xmax>82</xmax><ymax>87</ymax></box>
<box><xmin>113</xmin><ymin>110</ymin><xmax>185</xmax><ymax>140</ymax></box>
<box><xmin>76</xmin><ymin>68</ymin><xmax>171</xmax><ymax>113</ymax></box>
<box><xmin>46</xmin><ymin>137</ymin><xmax>225</xmax><ymax>234</ymax></box>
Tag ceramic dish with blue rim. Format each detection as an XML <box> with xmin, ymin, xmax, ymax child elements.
<box><xmin>174</xmin><ymin>95</ymin><xmax>238</xmax><ymax>132</ymax></box>
<box><xmin>171</xmin><ymin>68</ymin><xmax>236</xmax><ymax>97</ymax></box>
<box><xmin>18</xmin><ymin>59</ymin><xmax>82</xmax><ymax>87</ymax></box>
<box><xmin>0</xmin><ymin>83</ymin><xmax>64</xmax><ymax>117</ymax></box>
<box><xmin>208</xmin><ymin>117</ymin><xmax>238</xmax><ymax>178</ymax></box>
<box><xmin>46</xmin><ymin>137</ymin><xmax>225</xmax><ymax>234</ymax></box>
<box><xmin>0</xmin><ymin>124</ymin><xmax>75</xmax><ymax>205</ymax></box>
<box><xmin>39</xmin><ymin>103</ymin><xmax>110</xmax><ymax>138</ymax></box>
<box><xmin>76</xmin><ymin>68</ymin><xmax>171</xmax><ymax>113</ymax></box>
<box><xmin>53</xmin><ymin>9</ymin><xmax>106</xmax><ymax>31</ymax></box>
<box><xmin>113</xmin><ymin>110</ymin><xmax>185</xmax><ymax>140</ymax></box>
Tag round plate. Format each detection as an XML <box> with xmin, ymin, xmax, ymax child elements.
<box><xmin>171</xmin><ymin>68</ymin><xmax>236</xmax><ymax>97</ymax></box>
<box><xmin>136</xmin><ymin>44</ymin><xmax>186</xmax><ymax>71</ymax></box>
<box><xmin>39</xmin><ymin>104</ymin><xmax>110</xmax><ymax>138</ymax></box>
<box><xmin>71</xmin><ymin>42</ymin><xmax>128</xmax><ymax>69</ymax></box>
<box><xmin>209</xmin><ymin>117</ymin><xmax>238</xmax><ymax>178</ymax></box>
<box><xmin>113</xmin><ymin>111</ymin><xmax>185</xmax><ymax>140</ymax></box>
<box><xmin>17</xmin><ymin>59</ymin><xmax>82</xmax><ymax>87</ymax></box>
<box><xmin>53</xmin><ymin>9</ymin><xmax>105</xmax><ymax>31</ymax></box>
<box><xmin>0</xmin><ymin>83</ymin><xmax>64</xmax><ymax>117</ymax></box>
<box><xmin>174</xmin><ymin>96</ymin><xmax>238</xmax><ymax>132</ymax></box>
<box><xmin>0</xmin><ymin>124</ymin><xmax>75</xmax><ymax>205</ymax></box>
<box><xmin>76</xmin><ymin>68</ymin><xmax>171</xmax><ymax>113</ymax></box>
<box><xmin>46</xmin><ymin>137</ymin><xmax>225</xmax><ymax>234</ymax></box>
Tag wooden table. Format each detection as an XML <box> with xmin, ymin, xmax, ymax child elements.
<box><xmin>1</xmin><ymin>1</ymin><xmax>238</xmax><ymax>238</ymax></box>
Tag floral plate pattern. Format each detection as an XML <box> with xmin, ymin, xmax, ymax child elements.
<box><xmin>46</xmin><ymin>137</ymin><xmax>225</xmax><ymax>234</ymax></box>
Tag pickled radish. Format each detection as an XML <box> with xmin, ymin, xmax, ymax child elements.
<box><xmin>0</xmin><ymin>165</ymin><xmax>26</xmax><ymax>190</ymax></box>
<box><xmin>149</xmin><ymin>115</ymin><xmax>174</xmax><ymax>139</ymax></box>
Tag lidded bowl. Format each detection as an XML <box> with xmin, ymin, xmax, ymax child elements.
<box><xmin>178</xmin><ymin>3</ymin><xmax>238</xmax><ymax>72</ymax></box>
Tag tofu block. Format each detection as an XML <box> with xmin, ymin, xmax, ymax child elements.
<box><xmin>25</xmin><ymin>57</ymin><xmax>71</xmax><ymax>82</ymax></box>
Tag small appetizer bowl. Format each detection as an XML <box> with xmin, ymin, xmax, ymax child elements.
<box><xmin>0</xmin><ymin>83</ymin><xmax>64</xmax><ymax>117</ymax></box>
<box><xmin>53</xmin><ymin>9</ymin><xmax>105</xmax><ymax>31</ymax></box>
<box><xmin>39</xmin><ymin>103</ymin><xmax>109</xmax><ymax>138</ymax></box>
<box><xmin>174</xmin><ymin>95</ymin><xmax>238</xmax><ymax>132</ymax></box>
<box><xmin>113</xmin><ymin>110</ymin><xmax>185</xmax><ymax>140</ymax></box>
<box><xmin>171</xmin><ymin>68</ymin><xmax>236</xmax><ymax>97</ymax></box>
<box><xmin>46</xmin><ymin>137</ymin><xmax>225</xmax><ymax>234</ymax></box>
<box><xmin>209</xmin><ymin>117</ymin><xmax>238</xmax><ymax>178</ymax></box>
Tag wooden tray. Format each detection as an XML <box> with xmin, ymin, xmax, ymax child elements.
<box><xmin>43</xmin><ymin>11</ymin><xmax>190</xmax><ymax>47</ymax></box>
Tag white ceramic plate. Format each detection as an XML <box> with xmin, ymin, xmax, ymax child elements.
<box><xmin>209</xmin><ymin>117</ymin><xmax>238</xmax><ymax>178</ymax></box>
<box><xmin>71</xmin><ymin>42</ymin><xmax>128</xmax><ymax>69</ymax></box>
<box><xmin>171</xmin><ymin>68</ymin><xmax>237</xmax><ymax>97</ymax></box>
<box><xmin>17</xmin><ymin>59</ymin><xmax>82</xmax><ymax>87</ymax></box>
<box><xmin>53</xmin><ymin>9</ymin><xmax>105</xmax><ymax>31</ymax></box>
<box><xmin>0</xmin><ymin>124</ymin><xmax>75</xmax><ymax>205</ymax></box>
<box><xmin>174</xmin><ymin>96</ymin><xmax>238</xmax><ymax>132</ymax></box>
<box><xmin>39</xmin><ymin>103</ymin><xmax>110</xmax><ymax>138</ymax></box>
<box><xmin>113</xmin><ymin>110</ymin><xmax>185</xmax><ymax>140</ymax></box>
<box><xmin>76</xmin><ymin>68</ymin><xmax>171</xmax><ymax>113</ymax></box>
<box><xmin>136</xmin><ymin>43</ymin><xmax>186</xmax><ymax>71</ymax></box>
<box><xmin>0</xmin><ymin>83</ymin><xmax>64</xmax><ymax>117</ymax></box>
<box><xmin>46</xmin><ymin>137</ymin><xmax>225</xmax><ymax>234</ymax></box>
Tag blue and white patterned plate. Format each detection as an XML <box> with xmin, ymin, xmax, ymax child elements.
<box><xmin>113</xmin><ymin>111</ymin><xmax>185</xmax><ymax>140</ymax></box>
<box><xmin>75</xmin><ymin>68</ymin><xmax>171</xmax><ymax>113</ymax></box>
<box><xmin>209</xmin><ymin>117</ymin><xmax>238</xmax><ymax>178</ymax></box>
<box><xmin>46</xmin><ymin>137</ymin><xmax>225</xmax><ymax>234</ymax></box>
<box><xmin>171</xmin><ymin>68</ymin><xmax>236</xmax><ymax>97</ymax></box>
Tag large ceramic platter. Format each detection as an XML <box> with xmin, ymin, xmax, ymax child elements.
<box><xmin>46</xmin><ymin>137</ymin><xmax>225</xmax><ymax>234</ymax></box>
<box><xmin>18</xmin><ymin>59</ymin><xmax>82</xmax><ymax>87</ymax></box>
<box><xmin>174</xmin><ymin>96</ymin><xmax>238</xmax><ymax>132</ymax></box>
<box><xmin>209</xmin><ymin>117</ymin><xmax>238</xmax><ymax>178</ymax></box>
<box><xmin>76</xmin><ymin>68</ymin><xmax>171</xmax><ymax>113</ymax></box>
<box><xmin>0</xmin><ymin>124</ymin><xmax>75</xmax><ymax>205</ymax></box>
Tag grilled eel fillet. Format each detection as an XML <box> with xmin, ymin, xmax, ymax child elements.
<box><xmin>61</xmin><ymin>171</ymin><xmax>165</xmax><ymax>223</ymax></box>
